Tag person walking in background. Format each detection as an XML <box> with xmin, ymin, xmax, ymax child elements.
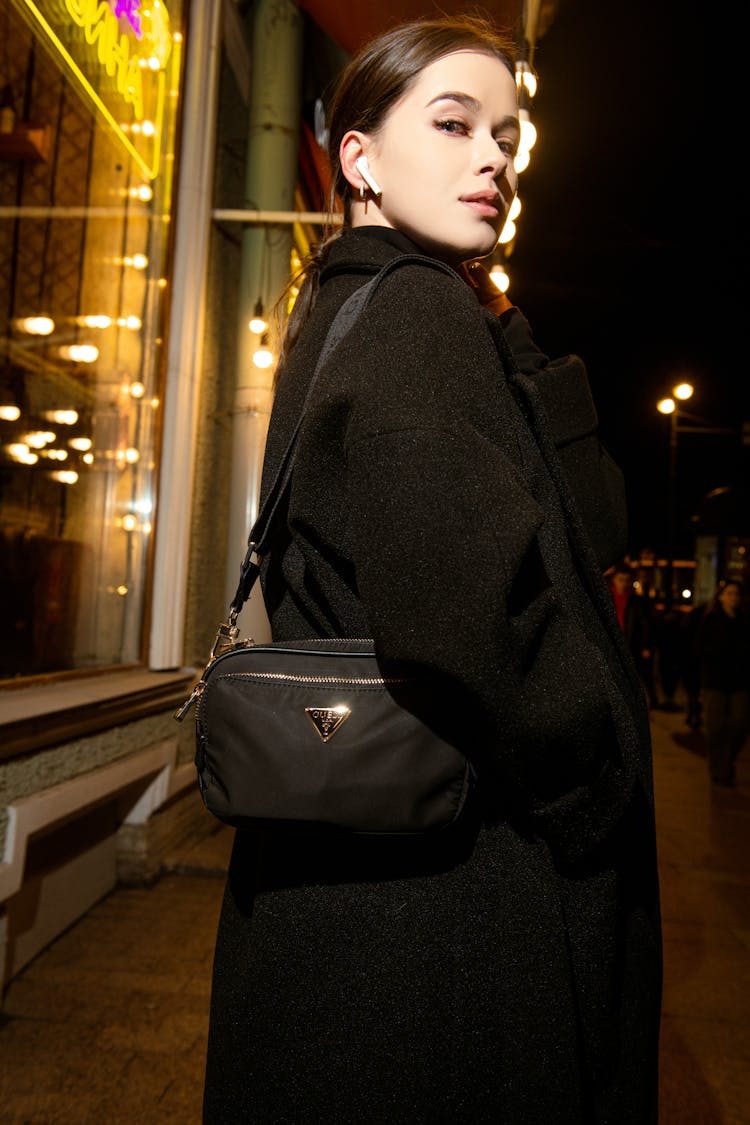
<box><xmin>609</xmin><ymin>563</ymin><xmax>658</xmax><ymax>708</ymax></box>
<box><xmin>696</xmin><ymin>580</ymin><xmax>750</xmax><ymax>786</ymax></box>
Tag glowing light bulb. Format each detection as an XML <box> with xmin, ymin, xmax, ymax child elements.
<box><xmin>69</xmin><ymin>437</ymin><xmax>93</xmax><ymax>452</ymax></box>
<box><xmin>132</xmin><ymin>254</ymin><xmax>149</xmax><ymax>270</ymax></box>
<box><xmin>249</xmin><ymin>298</ymin><xmax>268</xmax><ymax>335</ymax></box>
<box><xmin>518</xmin><ymin>108</ymin><xmax>537</xmax><ymax>156</ymax></box>
<box><xmin>122</xmin><ymin>514</ymin><xmax>138</xmax><ymax>531</ymax></box>
<box><xmin>50</xmin><ymin>470</ymin><xmax>78</xmax><ymax>484</ymax></box>
<box><xmin>509</xmin><ymin>196</ymin><xmax>522</xmax><ymax>222</ymax></box>
<box><xmin>43</xmin><ymin>409</ymin><xmax>78</xmax><ymax>425</ymax></box>
<box><xmin>489</xmin><ymin>266</ymin><xmax>510</xmax><ymax>293</ymax></box>
<box><xmin>514</xmin><ymin>149</ymin><xmax>530</xmax><ymax>175</ymax></box>
<box><xmin>7</xmin><ymin>443</ymin><xmax>36</xmax><ymax>464</ymax></box>
<box><xmin>124</xmin><ymin>447</ymin><xmax>140</xmax><ymax>463</ymax></box>
<box><xmin>130</xmin><ymin>382</ymin><xmax>146</xmax><ymax>398</ymax></box>
<box><xmin>515</xmin><ymin>60</ymin><xmax>538</xmax><ymax>99</ymax></box>
<box><xmin>673</xmin><ymin>382</ymin><xmax>694</xmax><ymax>401</ymax></box>
<box><xmin>253</xmin><ymin>334</ymin><xmax>274</xmax><ymax>369</ymax></box>
<box><xmin>0</xmin><ymin>406</ymin><xmax>21</xmax><ymax>421</ymax></box>
<box><xmin>17</xmin><ymin>316</ymin><xmax>55</xmax><ymax>335</ymax></box>
<box><xmin>59</xmin><ymin>345</ymin><xmax>99</xmax><ymax>363</ymax></box>
<box><xmin>25</xmin><ymin>431</ymin><xmax>55</xmax><ymax>448</ymax></box>
<box><xmin>80</xmin><ymin>315</ymin><xmax>112</xmax><ymax>328</ymax></box>
<box><xmin>498</xmin><ymin>219</ymin><xmax>516</xmax><ymax>245</ymax></box>
<box><xmin>657</xmin><ymin>398</ymin><xmax>676</xmax><ymax>415</ymax></box>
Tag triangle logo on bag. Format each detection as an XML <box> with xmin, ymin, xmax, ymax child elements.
<box><xmin>305</xmin><ymin>705</ymin><xmax>351</xmax><ymax>743</ymax></box>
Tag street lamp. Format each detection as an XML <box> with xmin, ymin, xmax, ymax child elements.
<box><xmin>656</xmin><ymin>382</ymin><xmax>695</xmax><ymax>606</ymax></box>
<box><xmin>655</xmin><ymin>381</ymin><xmax>740</xmax><ymax>603</ymax></box>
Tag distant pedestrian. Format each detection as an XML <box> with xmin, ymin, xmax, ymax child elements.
<box><xmin>696</xmin><ymin>581</ymin><xmax>750</xmax><ymax>786</ymax></box>
<box><xmin>609</xmin><ymin>564</ymin><xmax>657</xmax><ymax>708</ymax></box>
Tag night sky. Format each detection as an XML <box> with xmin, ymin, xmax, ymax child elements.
<box><xmin>507</xmin><ymin>0</ymin><xmax>747</xmax><ymax>556</ymax></box>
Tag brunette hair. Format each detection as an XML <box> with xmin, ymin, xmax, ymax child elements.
<box><xmin>281</xmin><ymin>14</ymin><xmax>515</xmax><ymax>359</ymax></box>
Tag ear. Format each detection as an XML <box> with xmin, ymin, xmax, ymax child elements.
<box><xmin>339</xmin><ymin>131</ymin><xmax>371</xmax><ymax>194</ymax></box>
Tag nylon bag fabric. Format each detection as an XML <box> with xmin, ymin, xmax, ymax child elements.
<box><xmin>194</xmin><ymin>639</ymin><xmax>473</xmax><ymax>835</ymax></box>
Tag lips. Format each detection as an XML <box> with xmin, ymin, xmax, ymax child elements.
<box><xmin>460</xmin><ymin>191</ymin><xmax>502</xmax><ymax>218</ymax></box>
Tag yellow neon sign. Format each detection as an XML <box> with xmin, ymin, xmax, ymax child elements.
<box><xmin>17</xmin><ymin>0</ymin><xmax>178</xmax><ymax>180</ymax></box>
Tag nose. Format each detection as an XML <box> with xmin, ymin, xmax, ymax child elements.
<box><xmin>475</xmin><ymin>132</ymin><xmax>509</xmax><ymax>180</ymax></box>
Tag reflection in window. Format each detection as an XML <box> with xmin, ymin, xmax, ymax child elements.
<box><xmin>0</xmin><ymin>0</ymin><xmax>183</xmax><ymax>677</ymax></box>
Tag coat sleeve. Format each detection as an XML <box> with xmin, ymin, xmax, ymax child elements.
<box><xmin>531</xmin><ymin>356</ymin><xmax>627</xmax><ymax>570</ymax></box>
<box><xmin>499</xmin><ymin>306</ymin><xmax>627</xmax><ymax>570</ymax></box>
<box><xmin>339</xmin><ymin>270</ymin><xmax>632</xmax><ymax>827</ymax></box>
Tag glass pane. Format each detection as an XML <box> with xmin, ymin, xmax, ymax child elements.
<box><xmin>0</xmin><ymin>0</ymin><xmax>183</xmax><ymax>678</ymax></box>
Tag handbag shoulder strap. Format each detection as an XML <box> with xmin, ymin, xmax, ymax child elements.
<box><xmin>227</xmin><ymin>252</ymin><xmax>459</xmax><ymax>618</ymax></box>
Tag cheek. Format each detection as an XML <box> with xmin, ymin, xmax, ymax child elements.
<box><xmin>383</xmin><ymin>144</ymin><xmax>422</xmax><ymax>197</ymax></box>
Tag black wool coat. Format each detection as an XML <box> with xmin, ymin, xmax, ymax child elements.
<box><xmin>204</xmin><ymin>230</ymin><xmax>661</xmax><ymax>1125</ymax></box>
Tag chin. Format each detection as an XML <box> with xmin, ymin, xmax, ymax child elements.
<box><xmin>456</xmin><ymin>231</ymin><xmax>501</xmax><ymax>263</ymax></box>
<box><xmin>415</xmin><ymin>229</ymin><xmax>498</xmax><ymax>267</ymax></box>
<box><xmin>466</xmin><ymin>245</ymin><xmax>496</xmax><ymax>263</ymax></box>
<box><xmin>474</xmin><ymin>232</ymin><xmax>502</xmax><ymax>260</ymax></box>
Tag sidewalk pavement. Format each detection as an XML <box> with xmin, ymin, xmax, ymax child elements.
<box><xmin>0</xmin><ymin>707</ymin><xmax>748</xmax><ymax>1124</ymax></box>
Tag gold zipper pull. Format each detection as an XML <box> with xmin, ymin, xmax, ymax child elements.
<box><xmin>210</xmin><ymin>621</ymin><xmax>240</xmax><ymax>660</ymax></box>
<box><xmin>174</xmin><ymin>679</ymin><xmax>206</xmax><ymax>722</ymax></box>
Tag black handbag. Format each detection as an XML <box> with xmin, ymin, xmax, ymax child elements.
<box><xmin>176</xmin><ymin>256</ymin><xmax>474</xmax><ymax>834</ymax></box>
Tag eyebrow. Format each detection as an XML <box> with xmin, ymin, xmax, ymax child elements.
<box><xmin>427</xmin><ymin>91</ymin><xmax>481</xmax><ymax>112</ymax></box>
<box><xmin>427</xmin><ymin>91</ymin><xmax>519</xmax><ymax>132</ymax></box>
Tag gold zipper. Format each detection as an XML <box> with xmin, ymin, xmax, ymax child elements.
<box><xmin>175</xmin><ymin>640</ymin><xmax>384</xmax><ymax>721</ymax></box>
<box><xmin>228</xmin><ymin>672</ymin><xmax>407</xmax><ymax>685</ymax></box>
<box><xmin>174</xmin><ymin>679</ymin><xmax>206</xmax><ymax>721</ymax></box>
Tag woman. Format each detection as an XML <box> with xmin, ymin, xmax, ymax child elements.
<box><xmin>204</xmin><ymin>16</ymin><xmax>661</xmax><ymax>1123</ymax></box>
<box><xmin>696</xmin><ymin>580</ymin><xmax>750</xmax><ymax>786</ymax></box>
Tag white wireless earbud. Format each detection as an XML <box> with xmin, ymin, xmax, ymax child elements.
<box><xmin>354</xmin><ymin>155</ymin><xmax>382</xmax><ymax>197</ymax></box>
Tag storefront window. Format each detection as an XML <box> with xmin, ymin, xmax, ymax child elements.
<box><xmin>0</xmin><ymin>0</ymin><xmax>183</xmax><ymax>678</ymax></box>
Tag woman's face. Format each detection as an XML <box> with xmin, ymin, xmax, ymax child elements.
<box><xmin>353</xmin><ymin>50</ymin><xmax>519</xmax><ymax>265</ymax></box>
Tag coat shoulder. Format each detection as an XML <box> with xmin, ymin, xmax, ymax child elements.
<box><xmin>323</xmin><ymin>258</ymin><xmax>505</xmax><ymax>439</ymax></box>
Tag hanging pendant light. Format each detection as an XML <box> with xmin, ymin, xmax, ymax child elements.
<box><xmin>253</xmin><ymin>332</ymin><xmax>274</xmax><ymax>369</ymax></box>
<box><xmin>249</xmin><ymin>297</ymin><xmax>268</xmax><ymax>335</ymax></box>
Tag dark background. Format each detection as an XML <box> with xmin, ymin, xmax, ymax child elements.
<box><xmin>509</xmin><ymin>0</ymin><xmax>747</xmax><ymax>557</ymax></box>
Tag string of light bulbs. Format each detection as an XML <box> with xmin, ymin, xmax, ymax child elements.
<box><xmin>488</xmin><ymin>45</ymin><xmax>539</xmax><ymax>298</ymax></box>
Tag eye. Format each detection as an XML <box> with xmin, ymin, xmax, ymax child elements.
<box><xmin>435</xmin><ymin>118</ymin><xmax>470</xmax><ymax>136</ymax></box>
<box><xmin>495</xmin><ymin>137</ymin><xmax>519</xmax><ymax>157</ymax></box>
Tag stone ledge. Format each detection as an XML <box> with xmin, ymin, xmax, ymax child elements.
<box><xmin>0</xmin><ymin>668</ymin><xmax>197</xmax><ymax>761</ymax></box>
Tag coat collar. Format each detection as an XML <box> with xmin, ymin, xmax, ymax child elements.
<box><xmin>321</xmin><ymin>227</ymin><xmax>441</xmax><ymax>284</ymax></box>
